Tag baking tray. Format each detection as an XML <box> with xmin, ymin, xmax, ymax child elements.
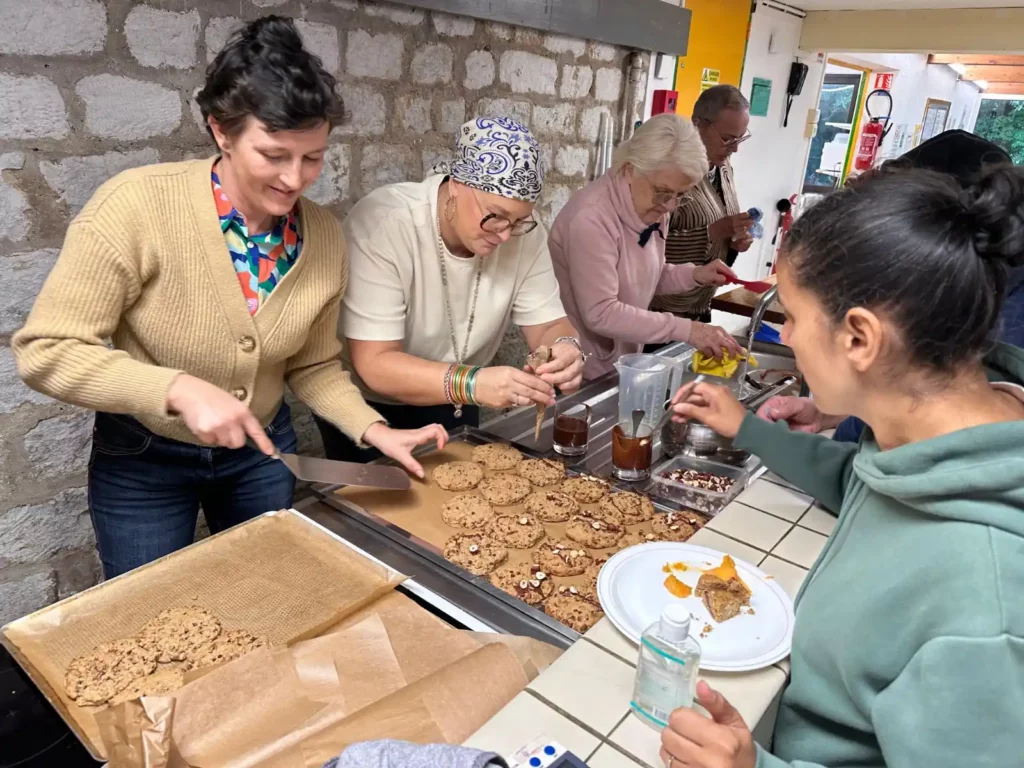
<box><xmin>0</xmin><ymin>509</ymin><xmax>405</xmax><ymax>761</ymax></box>
<box><xmin>327</xmin><ymin>427</ymin><xmax>710</xmax><ymax>642</ymax></box>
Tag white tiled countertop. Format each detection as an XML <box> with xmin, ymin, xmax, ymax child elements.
<box><xmin>465</xmin><ymin>476</ymin><xmax>834</xmax><ymax>767</ymax></box>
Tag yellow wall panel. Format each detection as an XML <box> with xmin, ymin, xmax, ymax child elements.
<box><xmin>674</xmin><ymin>0</ymin><xmax>753</xmax><ymax>118</ymax></box>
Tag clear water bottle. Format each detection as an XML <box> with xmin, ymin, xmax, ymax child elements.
<box><xmin>748</xmin><ymin>207</ymin><xmax>764</xmax><ymax>239</ymax></box>
<box><xmin>630</xmin><ymin>604</ymin><xmax>702</xmax><ymax>730</ymax></box>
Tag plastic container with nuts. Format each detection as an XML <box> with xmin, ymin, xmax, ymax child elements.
<box><xmin>650</xmin><ymin>455</ymin><xmax>748</xmax><ymax>515</ymax></box>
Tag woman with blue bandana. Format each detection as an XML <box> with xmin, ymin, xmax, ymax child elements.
<box><xmin>316</xmin><ymin>117</ymin><xmax>584</xmax><ymax>461</ymax></box>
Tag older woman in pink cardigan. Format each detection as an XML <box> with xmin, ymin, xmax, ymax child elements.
<box><xmin>549</xmin><ymin>113</ymin><xmax>742</xmax><ymax>380</ymax></box>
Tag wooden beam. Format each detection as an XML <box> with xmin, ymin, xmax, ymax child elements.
<box><xmin>961</xmin><ymin>65</ymin><xmax>1024</xmax><ymax>83</ymax></box>
<box><xmin>801</xmin><ymin>9</ymin><xmax>1024</xmax><ymax>54</ymax></box>
<box><xmin>982</xmin><ymin>82</ymin><xmax>1024</xmax><ymax>96</ymax></box>
<box><xmin>930</xmin><ymin>54</ymin><xmax>1024</xmax><ymax>67</ymax></box>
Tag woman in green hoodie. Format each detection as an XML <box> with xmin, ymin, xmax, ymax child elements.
<box><xmin>659</xmin><ymin>166</ymin><xmax>1024</xmax><ymax>768</ymax></box>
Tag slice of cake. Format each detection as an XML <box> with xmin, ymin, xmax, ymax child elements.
<box><xmin>696</xmin><ymin>555</ymin><xmax>751</xmax><ymax>623</ymax></box>
<box><xmin>702</xmin><ymin>588</ymin><xmax>745</xmax><ymax>623</ymax></box>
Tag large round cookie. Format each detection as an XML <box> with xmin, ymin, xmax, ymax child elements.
<box><xmin>617</xmin><ymin>529</ymin><xmax>658</xmax><ymax>549</ymax></box>
<box><xmin>524</xmin><ymin>490</ymin><xmax>580</xmax><ymax>522</ymax></box>
<box><xmin>478</xmin><ymin>474</ymin><xmax>532</xmax><ymax>506</ymax></box>
<box><xmin>65</xmin><ymin>638</ymin><xmax>159</xmax><ymax>706</ymax></box>
<box><xmin>489</xmin><ymin>563</ymin><xmax>554</xmax><ymax>606</ymax></box>
<box><xmin>545</xmin><ymin>590</ymin><xmax>604</xmax><ymax>633</ymax></box>
<box><xmin>516</xmin><ymin>458</ymin><xmax>565</xmax><ymax>487</ymax></box>
<box><xmin>651</xmin><ymin>511</ymin><xmax>699</xmax><ymax>542</ymax></box>
<box><xmin>560</xmin><ymin>475</ymin><xmax>610</xmax><ymax>504</ymax></box>
<box><xmin>581</xmin><ymin>557</ymin><xmax>609</xmax><ymax>600</ymax></box>
<box><xmin>136</xmin><ymin>607</ymin><xmax>222</xmax><ymax>664</ymax></box>
<box><xmin>443</xmin><ymin>533</ymin><xmax>508</xmax><ymax>575</ymax></box>
<box><xmin>109</xmin><ymin>664</ymin><xmax>186</xmax><ymax>705</ymax></box>
<box><xmin>565</xmin><ymin>511</ymin><xmax>625</xmax><ymax>549</ymax></box>
<box><xmin>600</xmin><ymin>492</ymin><xmax>654</xmax><ymax>525</ymax></box>
<box><xmin>440</xmin><ymin>493</ymin><xmax>494</xmax><ymax>529</ymax></box>
<box><xmin>433</xmin><ymin>461</ymin><xmax>484</xmax><ymax>491</ymax></box>
<box><xmin>535</xmin><ymin>539</ymin><xmax>594</xmax><ymax>577</ymax></box>
<box><xmin>190</xmin><ymin>629</ymin><xmax>269</xmax><ymax>670</ymax></box>
<box><xmin>488</xmin><ymin>513</ymin><xmax>546</xmax><ymax>548</ymax></box>
<box><xmin>472</xmin><ymin>443</ymin><xmax>523</xmax><ymax>471</ymax></box>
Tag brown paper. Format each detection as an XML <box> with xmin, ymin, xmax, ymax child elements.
<box><xmin>97</xmin><ymin>594</ymin><xmax>561</xmax><ymax>768</ymax></box>
<box><xmin>334</xmin><ymin>441</ymin><xmax>705</xmax><ymax>599</ymax></box>
<box><xmin>2</xmin><ymin>510</ymin><xmax>405</xmax><ymax>760</ymax></box>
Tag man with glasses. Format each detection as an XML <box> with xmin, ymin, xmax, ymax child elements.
<box><xmin>315</xmin><ymin>117</ymin><xmax>584</xmax><ymax>463</ymax></box>
<box><xmin>653</xmin><ymin>85</ymin><xmax>755</xmax><ymax>325</ymax></box>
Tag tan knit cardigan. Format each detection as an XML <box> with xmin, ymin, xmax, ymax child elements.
<box><xmin>13</xmin><ymin>157</ymin><xmax>382</xmax><ymax>445</ymax></box>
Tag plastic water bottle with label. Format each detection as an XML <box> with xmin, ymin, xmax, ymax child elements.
<box><xmin>630</xmin><ymin>604</ymin><xmax>702</xmax><ymax>729</ymax></box>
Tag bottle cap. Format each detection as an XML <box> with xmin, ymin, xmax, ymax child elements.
<box><xmin>659</xmin><ymin>604</ymin><xmax>692</xmax><ymax>643</ymax></box>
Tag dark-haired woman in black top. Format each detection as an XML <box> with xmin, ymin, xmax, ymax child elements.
<box><xmin>14</xmin><ymin>16</ymin><xmax>444</xmax><ymax>579</ymax></box>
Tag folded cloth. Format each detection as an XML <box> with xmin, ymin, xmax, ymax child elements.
<box><xmin>324</xmin><ymin>740</ymin><xmax>508</xmax><ymax>768</ymax></box>
<box><xmin>691</xmin><ymin>350</ymin><xmax>757</xmax><ymax>379</ymax></box>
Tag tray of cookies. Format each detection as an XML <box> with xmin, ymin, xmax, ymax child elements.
<box><xmin>0</xmin><ymin>509</ymin><xmax>404</xmax><ymax>760</ymax></box>
<box><xmin>330</xmin><ymin>430</ymin><xmax>710</xmax><ymax>638</ymax></box>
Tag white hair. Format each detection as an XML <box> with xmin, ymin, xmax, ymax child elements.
<box><xmin>611</xmin><ymin>112</ymin><xmax>707</xmax><ymax>183</ymax></box>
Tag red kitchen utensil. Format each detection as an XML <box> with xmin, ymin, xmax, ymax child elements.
<box><xmin>732</xmin><ymin>278</ymin><xmax>773</xmax><ymax>294</ymax></box>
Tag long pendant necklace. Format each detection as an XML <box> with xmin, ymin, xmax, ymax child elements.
<box><xmin>436</xmin><ymin>188</ymin><xmax>483</xmax><ymax>418</ymax></box>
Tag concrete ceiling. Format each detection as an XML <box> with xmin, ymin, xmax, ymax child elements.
<box><xmin>796</xmin><ymin>0</ymin><xmax>1023</xmax><ymax>9</ymax></box>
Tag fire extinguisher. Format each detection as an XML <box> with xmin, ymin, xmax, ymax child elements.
<box><xmin>853</xmin><ymin>89</ymin><xmax>894</xmax><ymax>172</ymax></box>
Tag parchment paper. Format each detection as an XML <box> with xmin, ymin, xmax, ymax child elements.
<box><xmin>94</xmin><ymin>593</ymin><xmax>561</xmax><ymax>768</ymax></box>
<box><xmin>1</xmin><ymin>510</ymin><xmax>404</xmax><ymax>760</ymax></box>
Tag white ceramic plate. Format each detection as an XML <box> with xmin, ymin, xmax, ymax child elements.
<box><xmin>596</xmin><ymin>542</ymin><xmax>794</xmax><ymax>672</ymax></box>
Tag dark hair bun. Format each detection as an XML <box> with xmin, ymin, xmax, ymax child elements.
<box><xmin>964</xmin><ymin>166</ymin><xmax>1024</xmax><ymax>270</ymax></box>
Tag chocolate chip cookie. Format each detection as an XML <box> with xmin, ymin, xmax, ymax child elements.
<box><xmin>65</xmin><ymin>638</ymin><xmax>159</xmax><ymax>706</ymax></box>
<box><xmin>443</xmin><ymin>533</ymin><xmax>508</xmax><ymax>575</ymax></box>
<box><xmin>524</xmin><ymin>490</ymin><xmax>580</xmax><ymax>522</ymax></box>
<box><xmin>600</xmin><ymin>492</ymin><xmax>655</xmax><ymax>525</ymax></box>
<box><xmin>433</xmin><ymin>461</ymin><xmax>484</xmax><ymax>491</ymax></box>
<box><xmin>478</xmin><ymin>474</ymin><xmax>532</xmax><ymax>506</ymax></box>
<box><xmin>472</xmin><ymin>443</ymin><xmax>523</xmax><ymax>471</ymax></box>
<box><xmin>488</xmin><ymin>513</ymin><xmax>546</xmax><ymax>548</ymax></box>
<box><xmin>440</xmin><ymin>493</ymin><xmax>494</xmax><ymax>529</ymax></box>
<box><xmin>581</xmin><ymin>557</ymin><xmax>609</xmax><ymax>600</ymax></box>
<box><xmin>535</xmin><ymin>539</ymin><xmax>593</xmax><ymax>576</ymax></box>
<box><xmin>136</xmin><ymin>607</ymin><xmax>222</xmax><ymax>664</ymax></box>
<box><xmin>544</xmin><ymin>590</ymin><xmax>604</xmax><ymax>633</ymax></box>
<box><xmin>516</xmin><ymin>458</ymin><xmax>566</xmax><ymax>487</ymax></box>
<box><xmin>560</xmin><ymin>475</ymin><xmax>610</xmax><ymax>504</ymax></box>
<box><xmin>565</xmin><ymin>511</ymin><xmax>625</xmax><ymax>548</ymax></box>
<box><xmin>651</xmin><ymin>511</ymin><xmax>700</xmax><ymax>542</ymax></box>
<box><xmin>489</xmin><ymin>563</ymin><xmax>554</xmax><ymax>606</ymax></box>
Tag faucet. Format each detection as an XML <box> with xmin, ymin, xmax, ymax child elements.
<box><xmin>744</xmin><ymin>284</ymin><xmax>809</xmax><ymax>397</ymax></box>
<box><xmin>746</xmin><ymin>284</ymin><xmax>779</xmax><ymax>345</ymax></box>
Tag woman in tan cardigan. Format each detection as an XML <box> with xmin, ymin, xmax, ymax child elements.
<box><xmin>12</xmin><ymin>17</ymin><xmax>444</xmax><ymax>578</ymax></box>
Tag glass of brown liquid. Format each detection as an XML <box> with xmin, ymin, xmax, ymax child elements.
<box><xmin>612</xmin><ymin>422</ymin><xmax>654</xmax><ymax>481</ymax></box>
<box><xmin>553</xmin><ymin>402</ymin><xmax>591</xmax><ymax>457</ymax></box>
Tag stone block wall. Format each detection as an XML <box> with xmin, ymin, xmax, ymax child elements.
<box><xmin>0</xmin><ymin>0</ymin><xmax>647</xmax><ymax>622</ymax></box>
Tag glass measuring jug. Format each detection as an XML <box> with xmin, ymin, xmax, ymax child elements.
<box><xmin>614</xmin><ymin>353</ymin><xmax>684</xmax><ymax>429</ymax></box>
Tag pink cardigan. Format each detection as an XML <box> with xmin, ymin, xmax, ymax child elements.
<box><xmin>549</xmin><ymin>172</ymin><xmax>698</xmax><ymax>380</ymax></box>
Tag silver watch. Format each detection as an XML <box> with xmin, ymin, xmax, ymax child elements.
<box><xmin>554</xmin><ymin>335</ymin><xmax>587</xmax><ymax>362</ymax></box>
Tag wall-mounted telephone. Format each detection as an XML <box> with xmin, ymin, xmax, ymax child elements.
<box><xmin>784</xmin><ymin>62</ymin><xmax>810</xmax><ymax>127</ymax></box>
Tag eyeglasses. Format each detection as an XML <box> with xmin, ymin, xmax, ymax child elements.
<box><xmin>645</xmin><ymin>177</ymin><xmax>690</xmax><ymax>207</ymax></box>
<box><xmin>470</xmin><ymin>189</ymin><xmax>538</xmax><ymax>236</ymax></box>
<box><xmin>702</xmin><ymin>119</ymin><xmax>752</xmax><ymax>149</ymax></box>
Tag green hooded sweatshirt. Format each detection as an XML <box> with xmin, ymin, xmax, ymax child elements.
<box><xmin>734</xmin><ymin>342</ymin><xmax>1024</xmax><ymax>768</ymax></box>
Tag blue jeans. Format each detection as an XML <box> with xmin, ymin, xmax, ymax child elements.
<box><xmin>88</xmin><ymin>404</ymin><xmax>297</xmax><ymax>579</ymax></box>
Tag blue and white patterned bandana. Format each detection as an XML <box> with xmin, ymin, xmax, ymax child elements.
<box><xmin>436</xmin><ymin>117</ymin><xmax>546</xmax><ymax>203</ymax></box>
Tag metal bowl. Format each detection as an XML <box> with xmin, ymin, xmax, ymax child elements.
<box><xmin>661</xmin><ymin>419</ymin><xmax>750</xmax><ymax>465</ymax></box>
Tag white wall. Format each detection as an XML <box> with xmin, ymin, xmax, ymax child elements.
<box><xmin>729</xmin><ymin>3</ymin><xmax>825</xmax><ymax>280</ymax></box>
<box><xmin>833</xmin><ymin>52</ymin><xmax>983</xmax><ymax>160</ymax></box>
<box><xmin>642</xmin><ymin>0</ymin><xmax>684</xmax><ymax>120</ymax></box>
